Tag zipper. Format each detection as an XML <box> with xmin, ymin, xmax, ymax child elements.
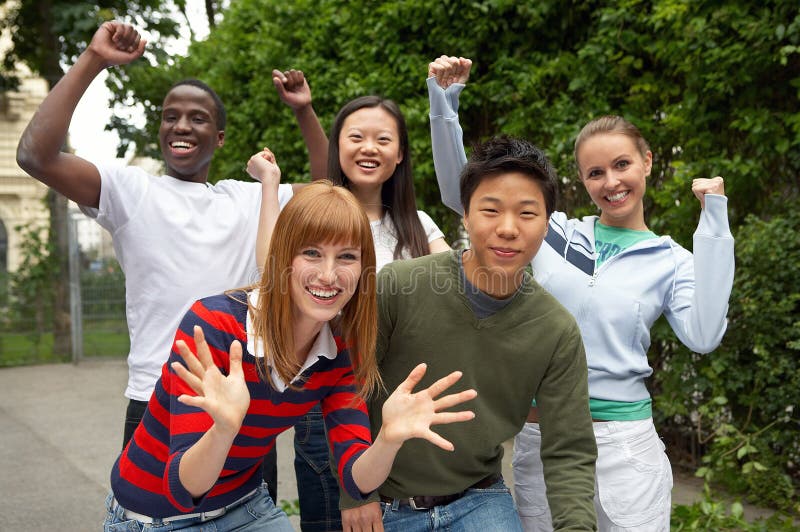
<box><xmin>587</xmin><ymin>236</ymin><xmax>668</xmax><ymax>287</ymax></box>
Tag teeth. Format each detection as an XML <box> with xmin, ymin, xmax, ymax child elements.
<box><xmin>357</xmin><ymin>161</ymin><xmax>378</xmax><ymax>168</ymax></box>
<box><xmin>171</xmin><ymin>141</ymin><xmax>194</xmax><ymax>150</ymax></box>
<box><xmin>606</xmin><ymin>191</ymin><xmax>628</xmax><ymax>202</ymax></box>
<box><xmin>309</xmin><ymin>287</ymin><xmax>338</xmax><ymax>299</ymax></box>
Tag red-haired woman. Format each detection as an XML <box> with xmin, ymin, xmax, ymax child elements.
<box><xmin>104</xmin><ymin>181</ymin><xmax>475</xmax><ymax>531</ymax></box>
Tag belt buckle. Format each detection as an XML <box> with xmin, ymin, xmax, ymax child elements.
<box><xmin>199</xmin><ymin>508</ymin><xmax>225</xmax><ymax>522</ymax></box>
<box><xmin>408</xmin><ymin>497</ymin><xmax>429</xmax><ymax>511</ymax></box>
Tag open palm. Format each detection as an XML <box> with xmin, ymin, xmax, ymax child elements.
<box><xmin>381</xmin><ymin>363</ymin><xmax>477</xmax><ymax>451</ymax></box>
<box><xmin>172</xmin><ymin>325</ymin><xmax>251</xmax><ymax>434</ymax></box>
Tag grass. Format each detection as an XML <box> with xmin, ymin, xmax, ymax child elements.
<box><xmin>0</xmin><ymin>320</ymin><xmax>129</xmax><ymax>366</ymax></box>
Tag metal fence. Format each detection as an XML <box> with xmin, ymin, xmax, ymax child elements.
<box><xmin>0</xmin><ymin>212</ymin><xmax>129</xmax><ymax>366</ymax></box>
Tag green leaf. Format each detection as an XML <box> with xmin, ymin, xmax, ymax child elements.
<box><xmin>736</xmin><ymin>445</ymin><xmax>749</xmax><ymax>459</ymax></box>
<box><xmin>730</xmin><ymin>501</ymin><xmax>744</xmax><ymax>519</ymax></box>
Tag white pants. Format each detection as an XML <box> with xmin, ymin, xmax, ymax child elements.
<box><xmin>512</xmin><ymin>418</ymin><xmax>672</xmax><ymax>532</ymax></box>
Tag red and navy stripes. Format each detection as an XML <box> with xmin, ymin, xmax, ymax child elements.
<box><xmin>110</xmin><ymin>292</ymin><xmax>371</xmax><ymax>517</ymax></box>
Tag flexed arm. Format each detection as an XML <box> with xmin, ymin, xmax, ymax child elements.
<box><xmin>273</xmin><ymin>69</ymin><xmax>329</xmax><ymax>180</ymax></box>
<box><xmin>16</xmin><ymin>22</ymin><xmax>146</xmax><ymax>208</ymax></box>
<box><xmin>428</xmin><ymin>56</ymin><xmax>472</xmax><ymax>216</ymax></box>
<box><xmin>246</xmin><ymin>147</ymin><xmax>282</xmax><ymax>270</ymax></box>
<box><xmin>667</xmin><ymin>176</ymin><xmax>735</xmax><ymax>353</ymax></box>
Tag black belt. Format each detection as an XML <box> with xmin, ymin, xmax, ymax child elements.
<box><xmin>379</xmin><ymin>474</ymin><xmax>501</xmax><ymax>510</ymax></box>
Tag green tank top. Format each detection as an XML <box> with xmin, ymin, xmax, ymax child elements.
<box><xmin>594</xmin><ymin>222</ymin><xmax>657</xmax><ymax>267</ymax></box>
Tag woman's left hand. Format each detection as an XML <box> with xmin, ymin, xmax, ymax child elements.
<box><xmin>171</xmin><ymin>325</ymin><xmax>251</xmax><ymax>436</ymax></box>
<box><xmin>692</xmin><ymin>176</ymin><xmax>725</xmax><ymax>209</ymax></box>
<box><xmin>380</xmin><ymin>363</ymin><xmax>477</xmax><ymax>451</ymax></box>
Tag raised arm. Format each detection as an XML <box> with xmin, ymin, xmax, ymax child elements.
<box><xmin>427</xmin><ymin>56</ymin><xmax>472</xmax><ymax>216</ymax></box>
<box><xmin>16</xmin><ymin>22</ymin><xmax>146</xmax><ymax>208</ymax></box>
<box><xmin>246</xmin><ymin>147</ymin><xmax>282</xmax><ymax>270</ymax></box>
<box><xmin>666</xmin><ymin>176</ymin><xmax>735</xmax><ymax>353</ymax></box>
<box><xmin>272</xmin><ymin>69</ymin><xmax>329</xmax><ymax>180</ymax></box>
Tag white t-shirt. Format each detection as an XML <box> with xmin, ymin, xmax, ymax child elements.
<box><xmin>371</xmin><ymin>211</ymin><xmax>445</xmax><ymax>271</ymax></box>
<box><xmin>80</xmin><ymin>164</ymin><xmax>294</xmax><ymax>400</ymax></box>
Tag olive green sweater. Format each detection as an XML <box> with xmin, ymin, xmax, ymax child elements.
<box><xmin>358</xmin><ymin>251</ymin><xmax>597</xmax><ymax>530</ymax></box>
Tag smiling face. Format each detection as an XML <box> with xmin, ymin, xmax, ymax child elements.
<box><xmin>158</xmin><ymin>84</ymin><xmax>224</xmax><ymax>183</ymax></box>
<box><xmin>289</xmin><ymin>241</ymin><xmax>363</xmax><ymax>331</ymax></box>
<box><xmin>577</xmin><ymin>132</ymin><xmax>652</xmax><ymax>230</ymax></box>
<box><xmin>462</xmin><ymin>172</ymin><xmax>549</xmax><ymax>298</ymax></box>
<box><xmin>337</xmin><ymin>106</ymin><xmax>403</xmax><ymax>193</ymax></box>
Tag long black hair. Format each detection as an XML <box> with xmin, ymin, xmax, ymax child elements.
<box><xmin>327</xmin><ymin>96</ymin><xmax>429</xmax><ymax>260</ymax></box>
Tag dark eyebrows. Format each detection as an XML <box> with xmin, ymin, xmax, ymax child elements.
<box><xmin>345</xmin><ymin>127</ymin><xmax>395</xmax><ymax>137</ymax></box>
<box><xmin>161</xmin><ymin>105</ymin><xmax>213</xmax><ymax>117</ymax></box>
<box><xmin>476</xmin><ymin>196</ymin><xmax>542</xmax><ymax>208</ymax></box>
<box><xmin>518</xmin><ymin>198</ymin><xmax>541</xmax><ymax>207</ymax></box>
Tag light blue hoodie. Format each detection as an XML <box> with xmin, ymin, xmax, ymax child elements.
<box><xmin>428</xmin><ymin>78</ymin><xmax>735</xmax><ymax>403</ymax></box>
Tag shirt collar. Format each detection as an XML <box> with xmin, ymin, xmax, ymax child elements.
<box><xmin>245</xmin><ymin>289</ymin><xmax>338</xmax><ymax>392</ymax></box>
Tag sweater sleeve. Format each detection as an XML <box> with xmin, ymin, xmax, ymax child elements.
<box><xmin>664</xmin><ymin>194</ymin><xmax>735</xmax><ymax>353</ymax></box>
<box><xmin>535</xmin><ymin>324</ymin><xmax>598</xmax><ymax>530</ymax></box>
<box><xmin>320</xmin><ymin>351</ymin><xmax>373</xmax><ymax>501</ymax></box>
<box><xmin>428</xmin><ymin>77</ymin><xmax>468</xmax><ymax>216</ymax></box>
<box><xmin>161</xmin><ymin>300</ymin><xmax>240</xmax><ymax>513</ymax></box>
<box><xmin>337</xmin><ymin>266</ymin><xmax>399</xmax><ymax>510</ymax></box>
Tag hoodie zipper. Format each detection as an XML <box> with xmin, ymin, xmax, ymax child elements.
<box><xmin>586</xmin><ymin>236</ymin><xmax>669</xmax><ymax>288</ymax></box>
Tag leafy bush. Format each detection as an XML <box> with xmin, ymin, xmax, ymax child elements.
<box><xmin>654</xmin><ymin>207</ymin><xmax>800</xmax><ymax>514</ymax></box>
<box><xmin>672</xmin><ymin>490</ymin><xmax>799</xmax><ymax>531</ymax></box>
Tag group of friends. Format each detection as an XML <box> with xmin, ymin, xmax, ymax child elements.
<box><xmin>16</xmin><ymin>21</ymin><xmax>735</xmax><ymax>532</ymax></box>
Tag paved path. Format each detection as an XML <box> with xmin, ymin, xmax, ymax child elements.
<box><xmin>0</xmin><ymin>359</ymin><xmax>771</xmax><ymax>531</ymax></box>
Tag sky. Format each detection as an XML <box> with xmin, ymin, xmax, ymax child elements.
<box><xmin>69</xmin><ymin>1</ymin><xmax>211</xmax><ymax>165</ymax></box>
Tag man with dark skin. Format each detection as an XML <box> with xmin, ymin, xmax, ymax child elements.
<box><xmin>16</xmin><ymin>22</ymin><xmax>299</xmax><ymax>501</ymax></box>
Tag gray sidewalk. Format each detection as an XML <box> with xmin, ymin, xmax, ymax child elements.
<box><xmin>0</xmin><ymin>359</ymin><xmax>300</xmax><ymax>531</ymax></box>
<box><xmin>0</xmin><ymin>359</ymin><xmax>771</xmax><ymax>531</ymax></box>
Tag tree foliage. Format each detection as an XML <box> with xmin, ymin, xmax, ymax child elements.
<box><xmin>102</xmin><ymin>0</ymin><xmax>800</xmax><ymax>511</ymax></box>
<box><xmin>0</xmin><ymin>0</ymin><xmax>185</xmax><ymax>88</ymax></box>
<box><xmin>0</xmin><ymin>0</ymin><xmax>189</xmax><ymax>355</ymax></box>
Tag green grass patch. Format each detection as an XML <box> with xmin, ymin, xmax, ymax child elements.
<box><xmin>0</xmin><ymin>320</ymin><xmax>129</xmax><ymax>366</ymax></box>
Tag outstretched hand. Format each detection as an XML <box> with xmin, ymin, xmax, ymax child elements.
<box><xmin>246</xmin><ymin>147</ymin><xmax>281</xmax><ymax>184</ymax></box>
<box><xmin>380</xmin><ymin>363</ymin><xmax>477</xmax><ymax>451</ymax></box>
<box><xmin>273</xmin><ymin>69</ymin><xmax>313</xmax><ymax>110</ymax></box>
<box><xmin>692</xmin><ymin>176</ymin><xmax>725</xmax><ymax>209</ymax></box>
<box><xmin>87</xmin><ymin>21</ymin><xmax>147</xmax><ymax>68</ymax></box>
<box><xmin>171</xmin><ymin>326</ymin><xmax>250</xmax><ymax>435</ymax></box>
<box><xmin>428</xmin><ymin>55</ymin><xmax>472</xmax><ymax>89</ymax></box>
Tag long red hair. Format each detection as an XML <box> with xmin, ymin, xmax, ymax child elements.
<box><xmin>250</xmin><ymin>181</ymin><xmax>380</xmax><ymax>398</ymax></box>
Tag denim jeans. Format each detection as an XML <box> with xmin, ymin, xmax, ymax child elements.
<box><xmin>103</xmin><ymin>484</ymin><xmax>294</xmax><ymax>531</ymax></box>
<box><xmin>262</xmin><ymin>444</ymin><xmax>278</xmax><ymax>503</ymax></box>
<box><xmin>294</xmin><ymin>404</ymin><xmax>342</xmax><ymax>531</ymax></box>
<box><xmin>380</xmin><ymin>477</ymin><xmax>522</xmax><ymax>532</ymax></box>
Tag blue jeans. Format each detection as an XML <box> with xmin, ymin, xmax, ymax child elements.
<box><xmin>103</xmin><ymin>484</ymin><xmax>294</xmax><ymax>531</ymax></box>
<box><xmin>294</xmin><ymin>404</ymin><xmax>342</xmax><ymax>531</ymax></box>
<box><xmin>380</xmin><ymin>478</ymin><xmax>522</xmax><ymax>532</ymax></box>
